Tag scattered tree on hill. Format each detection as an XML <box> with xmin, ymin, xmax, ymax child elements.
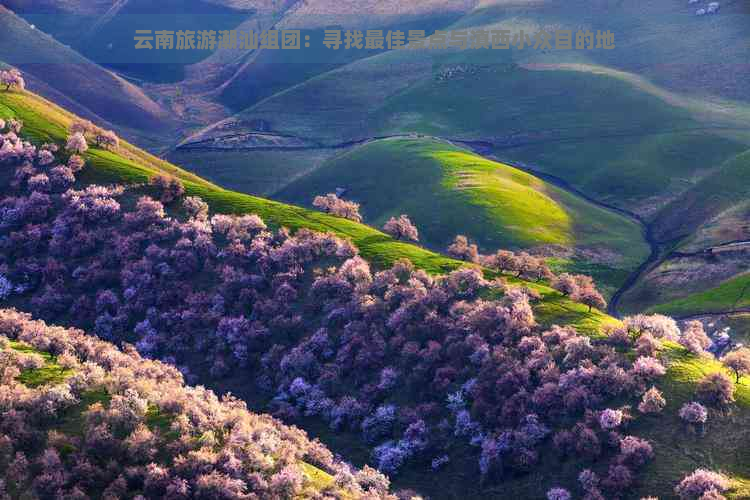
<box><xmin>599</xmin><ymin>409</ymin><xmax>623</xmax><ymax>430</ymax></box>
<box><xmin>95</xmin><ymin>129</ymin><xmax>119</xmax><ymax>150</ymax></box>
<box><xmin>638</xmin><ymin>387</ymin><xmax>666</xmax><ymax>414</ymax></box>
<box><xmin>679</xmin><ymin>320</ymin><xmax>712</xmax><ymax>355</ymax></box>
<box><xmin>383</xmin><ymin>214</ymin><xmax>419</xmax><ymax>242</ymax></box>
<box><xmin>149</xmin><ymin>175</ymin><xmax>185</xmax><ymax>204</ymax></box>
<box><xmin>313</xmin><ymin>193</ymin><xmax>363</xmax><ymax>222</ymax></box>
<box><xmin>67</xmin><ymin>154</ymin><xmax>85</xmax><ymax>173</ymax></box>
<box><xmin>696</xmin><ymin>372</ymin><xmax>735</xmax><ymax>407</ymax></box>
<box><xmin>624</xmin><ymin>314</ymin><xmax>681</xmax><ymax>342</ymax></box>
<box><xmin>447</xmin><ymin>235</ymin><xmax>479</xmax><ymax>263</ymax></box>
<box><xmin>675</xmin><ymin>469</ymin><xmax>730</xmax><ymax>499</ymax></box>
<box><xmin>721</xmin><ymin>347</ymin><xmax>750</xmax><ymax>383</ymax></box>
<box><xmin>679</xmin><ymin>402</ymin><xmax>708</xmax><ymax>427</ymax></box>
<box><xmin>547</xmin><ymin>487</ymin><xmax>572</xmax><ymax>500</ymax></box>
<box><xmin>580</xmin><ymin>285</ymin><xmax>607</xmax><ymax>312</ymax></box>
<box><xmin>0</xmin><ymin>69</ymin><xmax>25</xmax><ymax>91</ymax></box>
<box><xmin>69</xmin><ymin>119</ymin><xmax>95</xmax><ymax>136</ymax></box>
<box><xmin>552</xmin><ymin>273</ymin><xmax>579</xmax><ymax>297</ymax></box>
<box><xmin>65</xmin><ymin>132</ymin><xmax>88</xmax><ymax>154</ymax></box>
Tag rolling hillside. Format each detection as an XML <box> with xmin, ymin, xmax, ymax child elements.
<box><xmin>186</xmin><ymin>47</ymin><xmax>750</xmax><ymax>215</ymax></box>
<box><xmin>615</xmin><ymin>149</ymin><xmax>750</xmax><ymax>315</ymax></box>
<box><xmin>276</xmin><ymin>137</ymin><xmax>649</xmax><ymax>293</ymax></box>
<box><xmin>0</xmin><ymin>5</ymin><xmax>174</xmax><ymax>139</ymax></box>
<box><xmin>0</xmin><ymin>87</ymin><xmax>614</xmax><ymax>332</ymax></box>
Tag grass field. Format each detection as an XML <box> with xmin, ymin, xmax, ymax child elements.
<box><xmin>195</xmin><ymin>47</ymin><xmax>750</xmax><ymax>218</ymax></box>
<box><xmin>277</xmin><ymin>137</ymin><xmax>649</xmax><ymax>293</ymax></box>
<box><xmin>7</xmin><ymin>87</ymin><xmax>750</xmax><ymax>498</ymax></box>
<box><xmin>653</xmin><ymin>149</ymin><xmax>750</xmax><ymax>245</ymax></box>
<box><xmin>167</xmin><ymin>147</ymin><xmax>342</xmax><ymax>197</ymax></box>
<box><xmin>650</xmin><ymin>274</ymin><xmax>750</xmax><ymax>318</ymax></box>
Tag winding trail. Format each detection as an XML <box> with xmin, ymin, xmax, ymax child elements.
<box><xmin>170</xmin><ymin>132</ymin><xmax>662</xmax><ymax>316</ymax></box>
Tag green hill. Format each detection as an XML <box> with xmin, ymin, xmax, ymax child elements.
<box><xmin>653</xmin><ymin>149</ymin><xmax>750</xmax><ymax>247</ymax></box>
<box><xmin>186</xmin><ymin>47</ymin><xmax>749</xmax><ymax>215</ymax></box>
<box><xmin>649</xmin><ymin>274</ymin><xmax>750</xmax><ymax>318</ymax></box>
<box><xmin>0</xmin><ymin>5</ymin><xmax>173</xmax><ymax>136</ymax></box>
<box><xmin>0</xmin><ymin>87</ymin><xmax>616</xmax><ymax>333</ymax></box>
<box><xmin>277</xmin><ymin>137</ymin><xmax>649</xmax><ymax>293</ymax></box>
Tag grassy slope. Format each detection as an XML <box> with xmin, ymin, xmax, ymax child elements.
<box><xmin>0</xmin><ymin>88</ymin><xmax>611</xmax><ymax>332</ymax></box>
<box><xmin>617</xmin><ymin>150</ymin><xmax>750</xmax><ymax>315</ymax></box>
<box><xmin>182</xmin><ymin>0</ymin><xmax>749</xmax><ymax>216</ymax></box>
<box><xmin>202</xmin><ymin>46</ymin><xmax>748</xmax><ymax>214</ymax></box>
<box><xmin>653</xmin><ymin>149</ymin><xmax>750</xmax><ymax>245</ymax></box>
<box><xmin>6</xmin><ymin>88</ymin><xmax>750</xmax><ymax>498</ymax></box>
<box><xmin>649</xmin><ymin>274</ymin><xmax>750</xmax><ymax>318</ymax></box>
<box><xmin>462</xmin><ymin>0</ymin><xmax>750</xmax><ymax>104</ymax></box>
<box><xmin>277</xmin><ymin>137</ymin><xmax>649</xmax><ymax>292</ymax></box>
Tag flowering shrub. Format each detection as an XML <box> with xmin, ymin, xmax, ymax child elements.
<box><xmin>546</xmin><ymin>487</ymin><xmax>571</xmax><ymax>500</ymax></box>
<box><xmin>598</xmin><ymin>408</ymin><xmax>623</xmax><ymax>430</ymax></box>
<box><xmin>696</xmin><ymin>372</ymin><xmax>735</xmax><ymax>407</ymax></box>
<box><xmin>0</xmin><ymin>128</ymin><xmax>686</xmax><ymax>491</ymax></box>
<box><xmin>0</xmin><ymin>309</ymin><xmax>393</xmax><ymax>498</ymax></box>
<box><xmin>383</xmin><ymin>214</ymin><xmax>419</xmax><ymax>242</ymax></box>
<box><xmin>675</xmin><ymin>469</ymin><xmax>730</xmax><ymax>499</ymax></box>
<box><xmin>313</xmin><ymin>193</ymin><xmax>362</xmax><ymax>222</ymax></box>
<box><xmin>638</xmin><ymin>387</ymin><xmax>666</xmax><ymax>414</ymax></box>
<box><xmin>679</xmin><ymin>402</ymin><xmax>708</xmax><ymax>425</ymax></box>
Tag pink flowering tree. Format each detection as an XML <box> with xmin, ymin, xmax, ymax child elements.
<box><xmin>679</xmin><ymin>402</ymin><xmax>708</xmax><ymax>426</ymax></box>
<box><xmin>313</xmin><ymin>193</ymin><xmax>362</xmax><ymax>222</ymax></box>
<box><xmin>0</xmin><ymin>69</ymin><xmax>25</xmax><ymax>91</ymax></box>
<box><xmin>696</xmin><ymin>372</ymin><xmax>734</xmax><ymax>407</ymax></box>
<box><xmin>447</xmin><ymin>235</ymin><xmax>479</xmax><ymax>263</ymax></box>
<box><xmin>66</xmin><ymin>132</ymin><xmax>88</xmax><ymax>154</ymax></box>
<box><xmin>638</xmin><ymin>387</ymin><xmax>666</xmax><ymax>414</ymax></box>
<box><xmin>95</xmin><ymin>130</ymin><xmax>119</xmax><ymax>150</ymax></box>
<box><xmin>382</xmin><ymin>214</ymin><xmax>419</xmax><ymax>242</ymax></box>
<box><xmin>675</xmin><ymin>469</ymin><xmax>730</xmax><ymax>499</ymax></box>
<box><xmin>721</xmin><ymin>347</ymin><xmax>750</xmax><ymax>383</ymax></box>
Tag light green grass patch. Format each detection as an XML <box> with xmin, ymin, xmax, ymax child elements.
<box><xmin>650</xmin><ymin>273</ymin><xmax>750</xmax><ymax>317</ymax></box>
<box><xmin>8</xmin><ymin>340</ymin><xmax>73</xmax><ymax>388</ymax></box>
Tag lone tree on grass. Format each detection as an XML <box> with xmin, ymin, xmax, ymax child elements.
<box><xmin>383</xmin><ymin>214</ymin><xmax>419</xmax><ymax>242</ymax></box>
<box><xmin>313</xmin><ymin>193</ymin><xmax>362</xmax><ymax>222</ymax></box>
<box><xmin>0</xmin><ymin>69</ymin><xmax>25</xmax><ymax>91</ymax></box>
<box><xmin>722</xmin><ymin>348</ymin><xmax>750</xmax><ymax>383</ymax></box>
